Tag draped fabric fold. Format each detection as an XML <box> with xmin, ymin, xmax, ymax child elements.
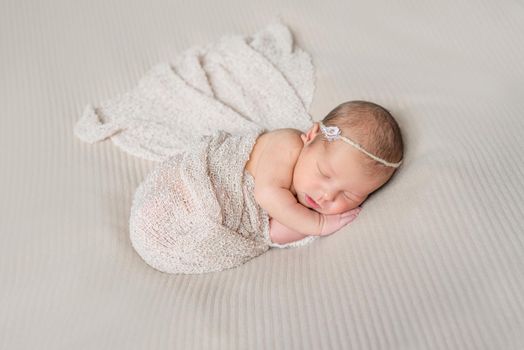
<box><xmin>74</xmin><ymin>20</ymin><xmax>316</xmax><ymax>162</ymax></box>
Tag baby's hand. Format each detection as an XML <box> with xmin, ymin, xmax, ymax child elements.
<box><xmin>319</xmin><ymin>207</ymin><xmax>362</xmax><ymax>236</ymax></box>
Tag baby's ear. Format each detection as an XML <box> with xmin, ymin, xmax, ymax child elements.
<box><xmin>300</xmin><ymin>132</ymin><xmax>308</xmax><ymax>143</ymax></box>
<box><xmin>302</xmin><ymin>122</ymin><xmax>320</xmax><ymax>144</ymax></box>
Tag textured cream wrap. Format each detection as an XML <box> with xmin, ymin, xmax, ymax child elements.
<box><xmin>129</xmin><ymin>130</ymin><xmax>317</xmax><ymax>274</ymax></box>
<box><xmin>74</xmin><ymin>20</ymin><xmax>320</xmax><ymax>274</ymax></box>
<box><xmin>73</xmin><ymin>20</ymin><xmax>315</xmax><ymax>161</ymax></box>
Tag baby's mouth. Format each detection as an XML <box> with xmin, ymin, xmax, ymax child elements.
<box><xmin>305</xmin><ymin>194</ymin><xmax>320</xmax><ymax>209</ymax></box>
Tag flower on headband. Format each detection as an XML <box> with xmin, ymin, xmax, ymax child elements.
<box><xmin>320</xmin><ymin>123</ymin><xmax>341</xmax><ymax>142</ymax></box>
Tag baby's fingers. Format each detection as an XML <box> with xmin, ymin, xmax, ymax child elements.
<box><xmin>337</xmin><ymin>213</ymin><xmax>359</xmax><ymax>228</ymax></box>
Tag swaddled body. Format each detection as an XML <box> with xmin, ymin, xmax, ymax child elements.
<box><xmin>129</xmin><ymin>130</ymin><xmax>315</xmax><ymax>274</ymax></box>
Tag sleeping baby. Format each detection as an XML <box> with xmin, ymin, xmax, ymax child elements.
<box><xmin>129</xmin><ymin>100</ymin><xmax>404</xmax><ymax>274</ymax></box>
<box><xmin>245</xmin><ymin>100</ymin><xmax>404</xmax><ymax>245</ymax></box>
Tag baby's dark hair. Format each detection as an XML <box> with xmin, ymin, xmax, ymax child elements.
<box><xmin>321</xmin><ymin>100</ymin><xmax>404</xmax><ymax>178</ymax></box>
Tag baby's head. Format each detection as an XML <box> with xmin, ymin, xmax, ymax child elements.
<box><xmin>292</xmin><ymin>100</ymin><xmax>404</xmax><ymax>214</ymax></box>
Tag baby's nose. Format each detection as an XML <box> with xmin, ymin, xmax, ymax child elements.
<box><xmin>321</xmin><ymin>191</ymin><xmax>337</xmax><ymax>202</ymax></box>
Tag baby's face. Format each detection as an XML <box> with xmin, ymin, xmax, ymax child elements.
<box><xmin>292</xmin><ymin>123</ymin><xmax>391</xmax><ymax>215</ymax></box>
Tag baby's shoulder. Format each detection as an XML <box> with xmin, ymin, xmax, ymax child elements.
<box><xmin>246</xmin><ymin>128</ymin><xmax>302</xmax><ymax>179</ymax></box>
<box><xmin>264</xmin><ymin>128</ymin><xmax>303</xmax><ymax>151</ymax></box>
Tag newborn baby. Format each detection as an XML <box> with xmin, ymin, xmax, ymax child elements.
<box><xmin>129</xmin><ymin>99</ymin><xmax>404</xmax><ymax>274</ymax></box>
<box><xmin>245</xmin><ymin>100</ymin><xmax>404</xmax><ymax>245</ymax></box>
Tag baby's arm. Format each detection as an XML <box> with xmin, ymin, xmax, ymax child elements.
<box><xmin>269</xmin><ymin>217</ymin><xmax>308</xmax><ymax>244</ymax></box>
<box><xmin>253</xmin><ymin>131</ymin><xmax>357</xmax><ymax>236</ymax></box>
<box><xmin>259</xmin><ymin>186</ymin><xmax>358</xmax><ymax>236</ymax></box>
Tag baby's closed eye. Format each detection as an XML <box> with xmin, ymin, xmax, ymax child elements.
<box><xmin>317</xmin><ymin>163</ymin><xmax>330</xmax><ymax>179</ymax></box>
<box><xmin>343</xmin><ymin>193</ymin><xmax>356</xmax><ymax>201</ymax></box>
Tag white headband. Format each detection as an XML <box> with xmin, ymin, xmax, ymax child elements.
<box><xmin>319</xmin><ymin>122</ymin><xmax>403</xmax><ymax>168</ymax></box>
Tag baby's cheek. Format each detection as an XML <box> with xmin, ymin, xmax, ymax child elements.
<box><xmin>317</xmin><ymin>201</ymin><xmax>347</xmax><ymax>215</ymax></box>
<box><xmin>334</xmin><ymin>200</ymin><xmax>358</xmax><ymax>213</ymax></box>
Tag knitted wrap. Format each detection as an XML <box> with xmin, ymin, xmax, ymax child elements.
<box><xmin>129</xmin><ymin>131</ymin><xmax>316</xmax><ymax>274</ymax></box>
<box><xmin>74</xmin><ymin>20</ymin><xmax>315</xmax><ymax>161</ymax></box>
<box><xmin>74</xmin><ymin>20</ymin><xmax>319</xmax><ymax>274</ymax></box>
